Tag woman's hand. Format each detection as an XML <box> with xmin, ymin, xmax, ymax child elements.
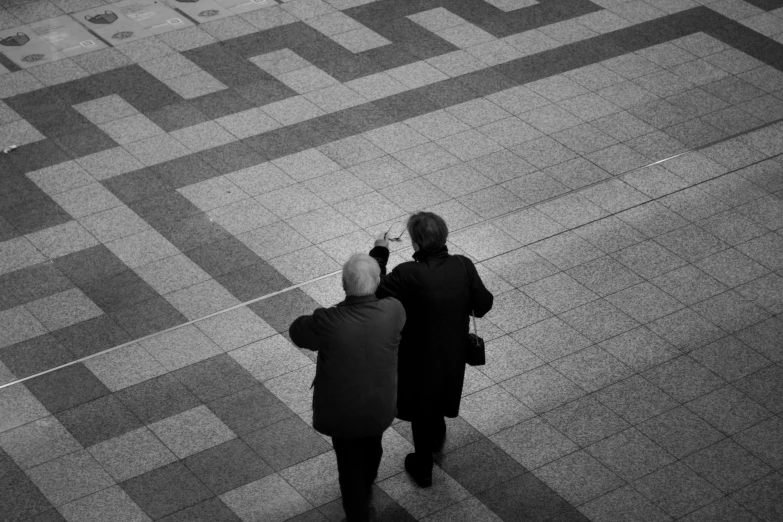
<box><xmin>374</xmin><ymin>232</ymin><xmax>389</xmax><ymax>249</ymax></box>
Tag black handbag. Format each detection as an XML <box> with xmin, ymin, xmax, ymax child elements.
<box><xmin>456</xmin><ymin>256</ymin><xmax>486</xmax><ymax>366</ymax></box>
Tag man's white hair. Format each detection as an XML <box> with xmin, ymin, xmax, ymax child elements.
<box><xmin>342</xmin><ymin>253</ymin><xmax>380</xmax><ymax>297</ymax></box>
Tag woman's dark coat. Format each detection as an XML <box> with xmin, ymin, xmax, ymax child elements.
<box><xmin>369</xmin><ymin>245</ymin><xmax>493</xmax><ymax>421</ymax></box>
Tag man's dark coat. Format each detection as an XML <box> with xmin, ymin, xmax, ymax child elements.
<box><xmin>289</xmin><ymin>294</ymin><xmax>405</xmax><ymax>440</ymax></box>
<box><xmin>370</xmin><ymin>245</ymin><xmax>494</xmax><ymax>421</ymax></box>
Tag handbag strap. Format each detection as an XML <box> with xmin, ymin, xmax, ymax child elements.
<box><xmin>455</xmin><ymin>255</ymin><xmax>479</xmax><ymax>337</ymax></box>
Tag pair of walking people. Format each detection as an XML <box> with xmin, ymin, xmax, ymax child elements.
<box><xmin>290</xmin><ymin>211</ymin><xmax>494</xmax><ymax>521</ymax></box>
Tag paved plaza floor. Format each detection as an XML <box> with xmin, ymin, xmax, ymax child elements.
<box><xmin>1</xmin><ymin>0</ymin><xmax>783</xmax><ymax>520</ymax></box>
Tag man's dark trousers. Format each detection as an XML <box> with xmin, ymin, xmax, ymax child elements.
<box><xmin>332</xmin><ymin>435</ymin><xmax>383</xmax><ymax>521</ymax></box>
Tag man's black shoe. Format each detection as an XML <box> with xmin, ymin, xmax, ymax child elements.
<box><xmin>404</xmin><ymin>453</ymin><xmax>432</xmax><ymax>488</ymax></box>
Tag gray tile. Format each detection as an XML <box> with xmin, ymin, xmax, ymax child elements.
<box><xmin>587</xmin><ymin>428</ymin><xmax>676</xmax><ymax>482</ymax></box>
<box><xmin>691</xmin><ymin>336</ymin><xmax>771</xmax><ymax>382</ymax></box>
<box><xmin>88</xmin><ymin>427</ymin><xmax>177</xmax><ymax>482</ymax></box>
<box><xmin>633</xmin><ymin>462</ymin><xmax>722</xmax><ymax>519</ymax></box>
<box><xmin>599</xmin><ymin>327</ymin><xmax>680</xmax><ymax>372</ymax></box>
<box><xmin>734</xmin><ymin>416</ymin><xmax>783</xmax><ymax>470</ymax></box>
<box><xmin>651</xmin><ymin>265</ymin><xmax>728</xmax><ymax>306</ymax></box>
<box><xmin>596</xmin><ymin>375</ymin><xmax>679</xmax><ymax>425</ymax></box>
<box><xmin>730</xmin><ymin>472</ymin><xmax>783</xmax><ymax>522</ymax></box>
<box><xmin>560</xmin><ymin>299</ymin><xmax>640</xmax><ymax>344</ymax></box>
<box><xmin>543</xmin><ymin>395</ymin><xmax>630</xmax><ymax>447</ymax></box>
<box><xmin>502</xmin><ymin>365</ymin><xmax>586</xmax><ymax>414</ymax></box>
<box><xmin>638</xmin><ymin>407</ymin><xmax>724</xmax><ymax>459</ymax></box>
<box><xmin>688</xmin><ymin>384</ymin><xmax>773</xmax><ymax>436</ymax></box>
<box><xmin>26</xmin><ymin>450</ymin><xmax>114</xmax><ymax>506</ymax></box>
<box><xmin>605</xmin><ymin>282</ymin><xmax>684</xmax><ymax>324</ymax></box>
<box><xmin>533</xmin><ymin>450</ymin><xmax>625</xmax><ymax>505</ymax></box>
<box><xmin>0</xmin><ymin>416</ymin><xmax>81</xmax><ymax>470</ymax></box>
<box><xmin>490</xmin><ymin>417</ymin><xmax>578</xmax><ymax>470</ymax></box>
<box><xmin>552</xmin><ymin>346</ymin><xmax>633</xmax><ymax>393</ymax></box>
<box><xmin>510</xmin><ymin>316</ymin><xmax>592</xmax><ymax>363</ymax></box>
<box><xmin>580</xmin><ymin>484</ymin><xmax>672</xmax><ymax>522</ymax></box>
<box><xmin>684</xmin><ymin>439</ymin><xmax>773</xmax><ymax>494</ymax></box>
<box><xmin>643</xmin><ymin>355</ymin><xmax>724</xmax><ymax>403</ymax></box>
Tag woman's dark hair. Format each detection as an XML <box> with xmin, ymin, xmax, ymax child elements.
<box><xmin>407</xmin><ymin>212</ymin><xmax>448</xmax><ymax>252</ymax></box>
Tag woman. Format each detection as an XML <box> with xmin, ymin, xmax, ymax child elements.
<box><xmin>369</xmin><ymin>211</ymin><xmax>494</xmax><ymax>487</ymax></box>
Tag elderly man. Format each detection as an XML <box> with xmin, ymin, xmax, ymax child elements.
<box><xmin>290</xmin><ymin>253</ymin><xmax>405</xmax><ymax>522</ymax></box>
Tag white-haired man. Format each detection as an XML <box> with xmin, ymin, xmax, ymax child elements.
<box><xmin>290</xmin><ymin>253</ymin><xmax>405</xmax><ymax>522</ymax></box>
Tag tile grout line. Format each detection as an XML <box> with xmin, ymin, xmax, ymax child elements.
<box><xmin>3</xmin><ymin>123</ymin><xmax>780</xmax><ymax>391</ymax></box>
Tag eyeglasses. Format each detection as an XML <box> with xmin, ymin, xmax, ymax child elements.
<box><xmin>385</xmin><ymin>222</ymin><xmax>407</xmax><ymax>242</ymax></box>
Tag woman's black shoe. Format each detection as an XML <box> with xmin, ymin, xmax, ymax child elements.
<box><xmin>404</xmin><ymin>453</ymin><xmax>432</xmax><ymax>488</ymax></box>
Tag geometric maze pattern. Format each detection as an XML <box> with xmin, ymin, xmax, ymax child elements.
<box><xmin>1</xmin><ymin>0</ymin><xmax>783</xmax><ymax>520</ymax></box>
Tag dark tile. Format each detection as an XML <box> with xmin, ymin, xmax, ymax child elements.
<box><xmin>332</xmin><ymin>103</ymin><xmax>396</xmax><ymax>134</ymax></box>
<box><xmin>373</xmin><ymin>88</ymin><xmax>439</xmax><ymax>122</ymax></box>
<box><xmin>214</xmin><ymin>261</ymin><xmax>291</xmax><ymax>302</ymax></box>
<box><xmin>25</xmin><ymin>363</ymin><xmax>110</xmax><ymax>414</ymax></box>
<box><xmin>27</xmin><ymin>510</ymin><xmax>67</xmax><ymax>522</ymax></box>
<box><xmin>189</xmin><ymin>89</ymin><xmax>254</xmax><ymax>120</ymax></box>
<box><xmin>242</xmin><ymin>127</ymin><xmax>309</xmax><ymax>161</ymax></box>
<box><xmin>151</xmin><ymin>155</ymin><xmax>220</xmax><ymax>190</ymax></box>
<box><xmin>1</xmin><ymin>196</ymin><xmax>71</xmax><ymax>235</ymax></box>
<box><xmin>157</xmin><ymin>498</ymin><xmax>240</xmax><ymax>522</ymax></box>
<box><xmin>103</xmin><ymin>168</ymin><xmax>172</xmax><ymax>205</ymax></box>
<box><xmin>185</xmin><ymin>237</ymin><xmax>259</xmax><ymax>278</ymax></box>
<box><xmin>422</xmin><ymin>79</ymin><xmax>480</xmax><ymax>109</ymax></box>
<box><xmin>81</xmin><ymin>270</ymin><xmax>160</xmax><ymax>314</ymax></box>
<box><xmin>184</xmin><ymin>438</ymin><xmax>273</xmax><ymax>495</ymax></box>
<box><xmin>54</xmin><ymin>245</ymin><xmax>128</xmax><ymax>287</ymax></box>
<box><xmin>173</xmin><ymin>354</ymin><xmax>258</xmax><ymax>403</ymax></box>
<box><xmin>22</xmin><ymin>108</ymin><xmax>90</xmax><ymax>138</ymax></box>
<box><xmin>110</xmin><ymin>296</ymin><xmax>187</xmax><ymax>339</ymax></box>
<box><xmin>120</xmin><ymin>78</ymin><xmax>181</xmax><ymax>114</ymax></box>
<box><xmin>0</xmin><ymin>262</ymin><xmax>74</xmax><ymax>304</ymax></box>
<box><xmin>198</xmin><ymin>140</ymin><xmax>265</xmax><ymax>174</ymax></box>
<box><xmin>208</xmin><ymin>384</ymin><xmax>295</xmax><ymax>436</ymax></box>
<box><xmin>56</xmin><ymin>394</ymin><xmax>143</xmax><ymax>447</ymax></box>
<box><xmin>234</xmin><ymin>79</ymin><xmax>294</xmax><ymax>107</ymax></box>
<box><xmin>731</xmin><ymin>472</ymin><xmax>783</xmax><ymax>522</ymax></box>
<box><xmin>0</xmin><ymin>277</ymin><xmax>21</xmax><ymax>312</ymax></box>
<box><xmin>439</xmin><ymin>438</ymin><xmax>526</xmax><ymax>495</ymax></box>
<box><xmin>0</xmin><ymin>216</ymin><xmax>17</xmax><ymax>243</ymax></box>
<box><xmin>458</xmin><ymin>68</ymin><xmax>517</xmax><ymax>97</ymax></box>
<box><xmin>128</xmin><ymin>191</ymin><xmax>201</xmax><ymax>229</ymax></box>
<box><xmin>8</xmin><ymin>140</ymin><xmax>70</xmax><ymax>174</ymax></box>
<box><xmin>0</xmin><ymin>334</ymin><xmax>75</xmax><ymax>379</ymax></box>
<box><xmin>147</xmin><ymin>101</ymin><xmax>210</xmax><ymax>133</ymax></box>
<box><xmin>291</xmin><ymin>115</ymin><xmax>356</xmax><ymax>149</ymax></box>
<box><xmin>160</xmin><ymin>214</ymin><xmax>232</xmax><ymax>252</ymax></box>
<box><xmin>734</xmin><ymin>365</ymin><xmax>783</xmax><ymax>414</ymax></box>
<box><xmin>52</xmin><ymin>315</ymin><xmax>132</xmax><ymax>359</ymax></box>
<box><xmin>0</xmin><ymin>460</ymin><xmax>53</xmax><ymax>521</ymax></box>
<box><xmin>115</xmin><ymin>373</ymin><xmax>202</xmax><ymax>425</ymax></box>
<box><xmin>477</xmin><ymin>472</ymin><xmax>575</xmax><ymax>522</ymax></box>
<box><xmin>121</xmin><ymin>461</ymin><xmax>213</xmax><ymax>520</ymax></box>
<box><xmin>242</xmin><ymin>416</ymin><xmax>332</xmax><ymax>471</ymax></box>
<box><xmin>248</xmin><ymin>287</ymin><xmax>320</xmax><ymax>334</ymax></box>
<box><xmin>53</xmin><ymin>127</ymin><xmax>117</xmax><ymax>159</ymax></box>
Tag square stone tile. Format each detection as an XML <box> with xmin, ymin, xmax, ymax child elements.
<box><xmin>164</xmin><ymin>279</ymin><xmax>241</xmax><ymax>321</ymax></box>
<box><xmin>83</xmin><ymin>343</ymin><xmax>167</xmax><ymax>392</ymax></box>
<box><xmin>440</xmin><ymin>437</ymin><xmax>526</xmax><ymax>495</ymax></box>
<box><xmin>477</xmin><ymin>472</ymin><xmax>578</xmax><ymax>522</ymax></box>
<box><xmin>510</xmin><ymin>316</ymin><xmax>592</xmax><ymax>363</ymax></box>
<box><xmin>551</xmin><ymin>346</ymin><xmax>634</xmax><ymax>393</ymax></box>
<box><xmin>490</xmin><ymin>417</ymin><xmax>578</xmax><ymax>470</ymax></box>
<box><xmin>26</xmin><ymin>450</ymin><xmax>114</xmax><ymax>506</ymax></box>
<box><xmin>692</xmin><ymin>291</ymin><xmax>771</xmax><ymax>334</ymax></box>
<box><xmin>220</xmin><ymin>474</ymin><xmax>312</xmax><ymax>522</ymax></box>
<box><xmin>207</xmin><ymin>384</ymin><xmax>295</xmax><ymax>436</ymax></box>
<box><xmin>684</xmin><ymin>439</ymin><xmax>772</xmax><ymax>494</ymax></box>
<box><xmin>544</xmin><ymin>395</ymin><xmax>630</xmax><ymax>447</ymax></box>
<box><xmin>56</xmin><ymin>394</ymin><xmax>142</xmax><ymax>448</ymax></box>
<box><xmin>651</xmin><ymin>265</ymin><xmax>728</xmax><ymax>306</ymax></box>
<box><xmin>605</xmin><ymin>282</ymin><xmax>684</xmax><ymax>324</ymax></box>
<box><xmin>643</xmin><ymin>355</ymin><xmax>724</xmax><ymax>403</ymax></box>
<box><xmin>638</xmin><ymin>407</ymin><xmax>724</xmax><ymax>459</ymax></box>
<box><xmin>613</xmin><ymin>240</ymin><xmax>687</xmax><ymax>280</ymax></box>
<box><xmin>122</xmin><ymin>461</ymin><xmax>213</xmax><ymax>520</ymax></box>
<box><xmin>149</xmin><ymin>405</ymin><xmax>235</xmax><ymax>459</ymax></box>
<box><xmin>580</xmin><ymin>484</ymin><xmax>671</xmax><ymax>522</ymax></box>
<box><xmin>688</xmin><ymin>384</ymin><xmax>772</xmax><ymax>436</ymax></box>
<box><xmin>524</xmin><ymin>273</ymin><xmax>599</xmax><ymax>315</ymax></box>
<box><xmin>185</xmin><ymin>438</ymin><xmax>273</xmax><ymax>496</ymax></box>
<box><xmin>533</xmin><ymin>450</ymin><xmax>625</xmax><ymax>506</ymax></box>
<box><xmin>26</xmin><ymin>221</ymin><xmax>98</xmax><ymax>260</ymax></box>
<box><xmin>696</xmin><ymin>248</ymin><xmax>770</xmax><ymax>288</ymax></box>
<box><xmin>691</xmin><ymin>336</ymin><xmax>771</xmax><ymax>382</ymax></box>
<box><xmin>88</xmin><ymin>426</ymin><xmax>177</xmax><ymax>482</ymax></box>
<box><xmin>599</xmin><ymin>327</ymin><xmax>679</xmax><ymax>372</ymax></box>
<box><xmin>529</xmin><ymin>232</ymin><xmax>604</xmax><ymax>271</ymax></box>
<box><xmin>140</xmin><ymin>325</ymin><xmax>222</xmax><ymax>372</ymax></box>
<box><xmin>25</xmin><ymin>363</ymin><xmax>109</xmax><ymax>415</ymax></box>
<box><xmin>734</xmin><ymin>416</ymin><xmax>783</xmax><ymax>470</ymax></box>
<box><xmin>731</xmin><ymin>472</ymin><xmax>783</xmax><ymax>522</ymax></box>
<box><xmin>115</xmin><ymin>374</ymin><xmax>201</xmax><ymax>425</ymax></box>
<box><xmin>587</xmin><ymin>427</ymin><xmax>676</xmax><ymax>482</ymax></box>
<box><xmin>596</xmin><ymin>374</ymin><xmax>678</xmax><ymax>425</ymax></box>
<box><xmin>633</xmin><ymin>462</ymin><xmax>722</xmax><ymax>519</ymax></box>
<box><xmin>57</xmin><ymin>485</ymin><xmax>149</xmax><ymax>522</ymax></box>
<box><xmin>459</xmin><ymin>385</ymin><xmax>535</xmax><ymax>436</ymax></box>
<box><xmin>0</xmin><ymin>416</ymin><xmax>81</xmax><ymax>470</ymax></box>
<box><xmin>560</xmin><ymin>299</ymin><xmax>640</xmax><ymax>344</ymax></box>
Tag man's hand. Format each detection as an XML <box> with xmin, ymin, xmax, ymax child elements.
<box><xmin>374</xmin><ymin>232</ymin><xmax>389</xmax><ymax>249</ymax></box>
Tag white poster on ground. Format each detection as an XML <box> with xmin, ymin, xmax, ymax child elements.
<box><xmin>0</xmin><ymin>25</ymin><xmax>59</xmax><ymax>68</ymax></box>
<box><xmin>113</xmin><ymin>0</ymin><xmax>194</xmax><ymax>35</ymax></box>
<box><xmin>76</xmin><ymin>6</ymin><xmax>154</xmax><ymax>44</ymax></box>
<box><xmin>162</xmin><ymin>0</ymin><xmax>233</xmax><ymax>23</ymax></box>
<box><xmin>29</xmin><ymin>15</ymin><xmax>106</xmax><ymax>58</ymax></box>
